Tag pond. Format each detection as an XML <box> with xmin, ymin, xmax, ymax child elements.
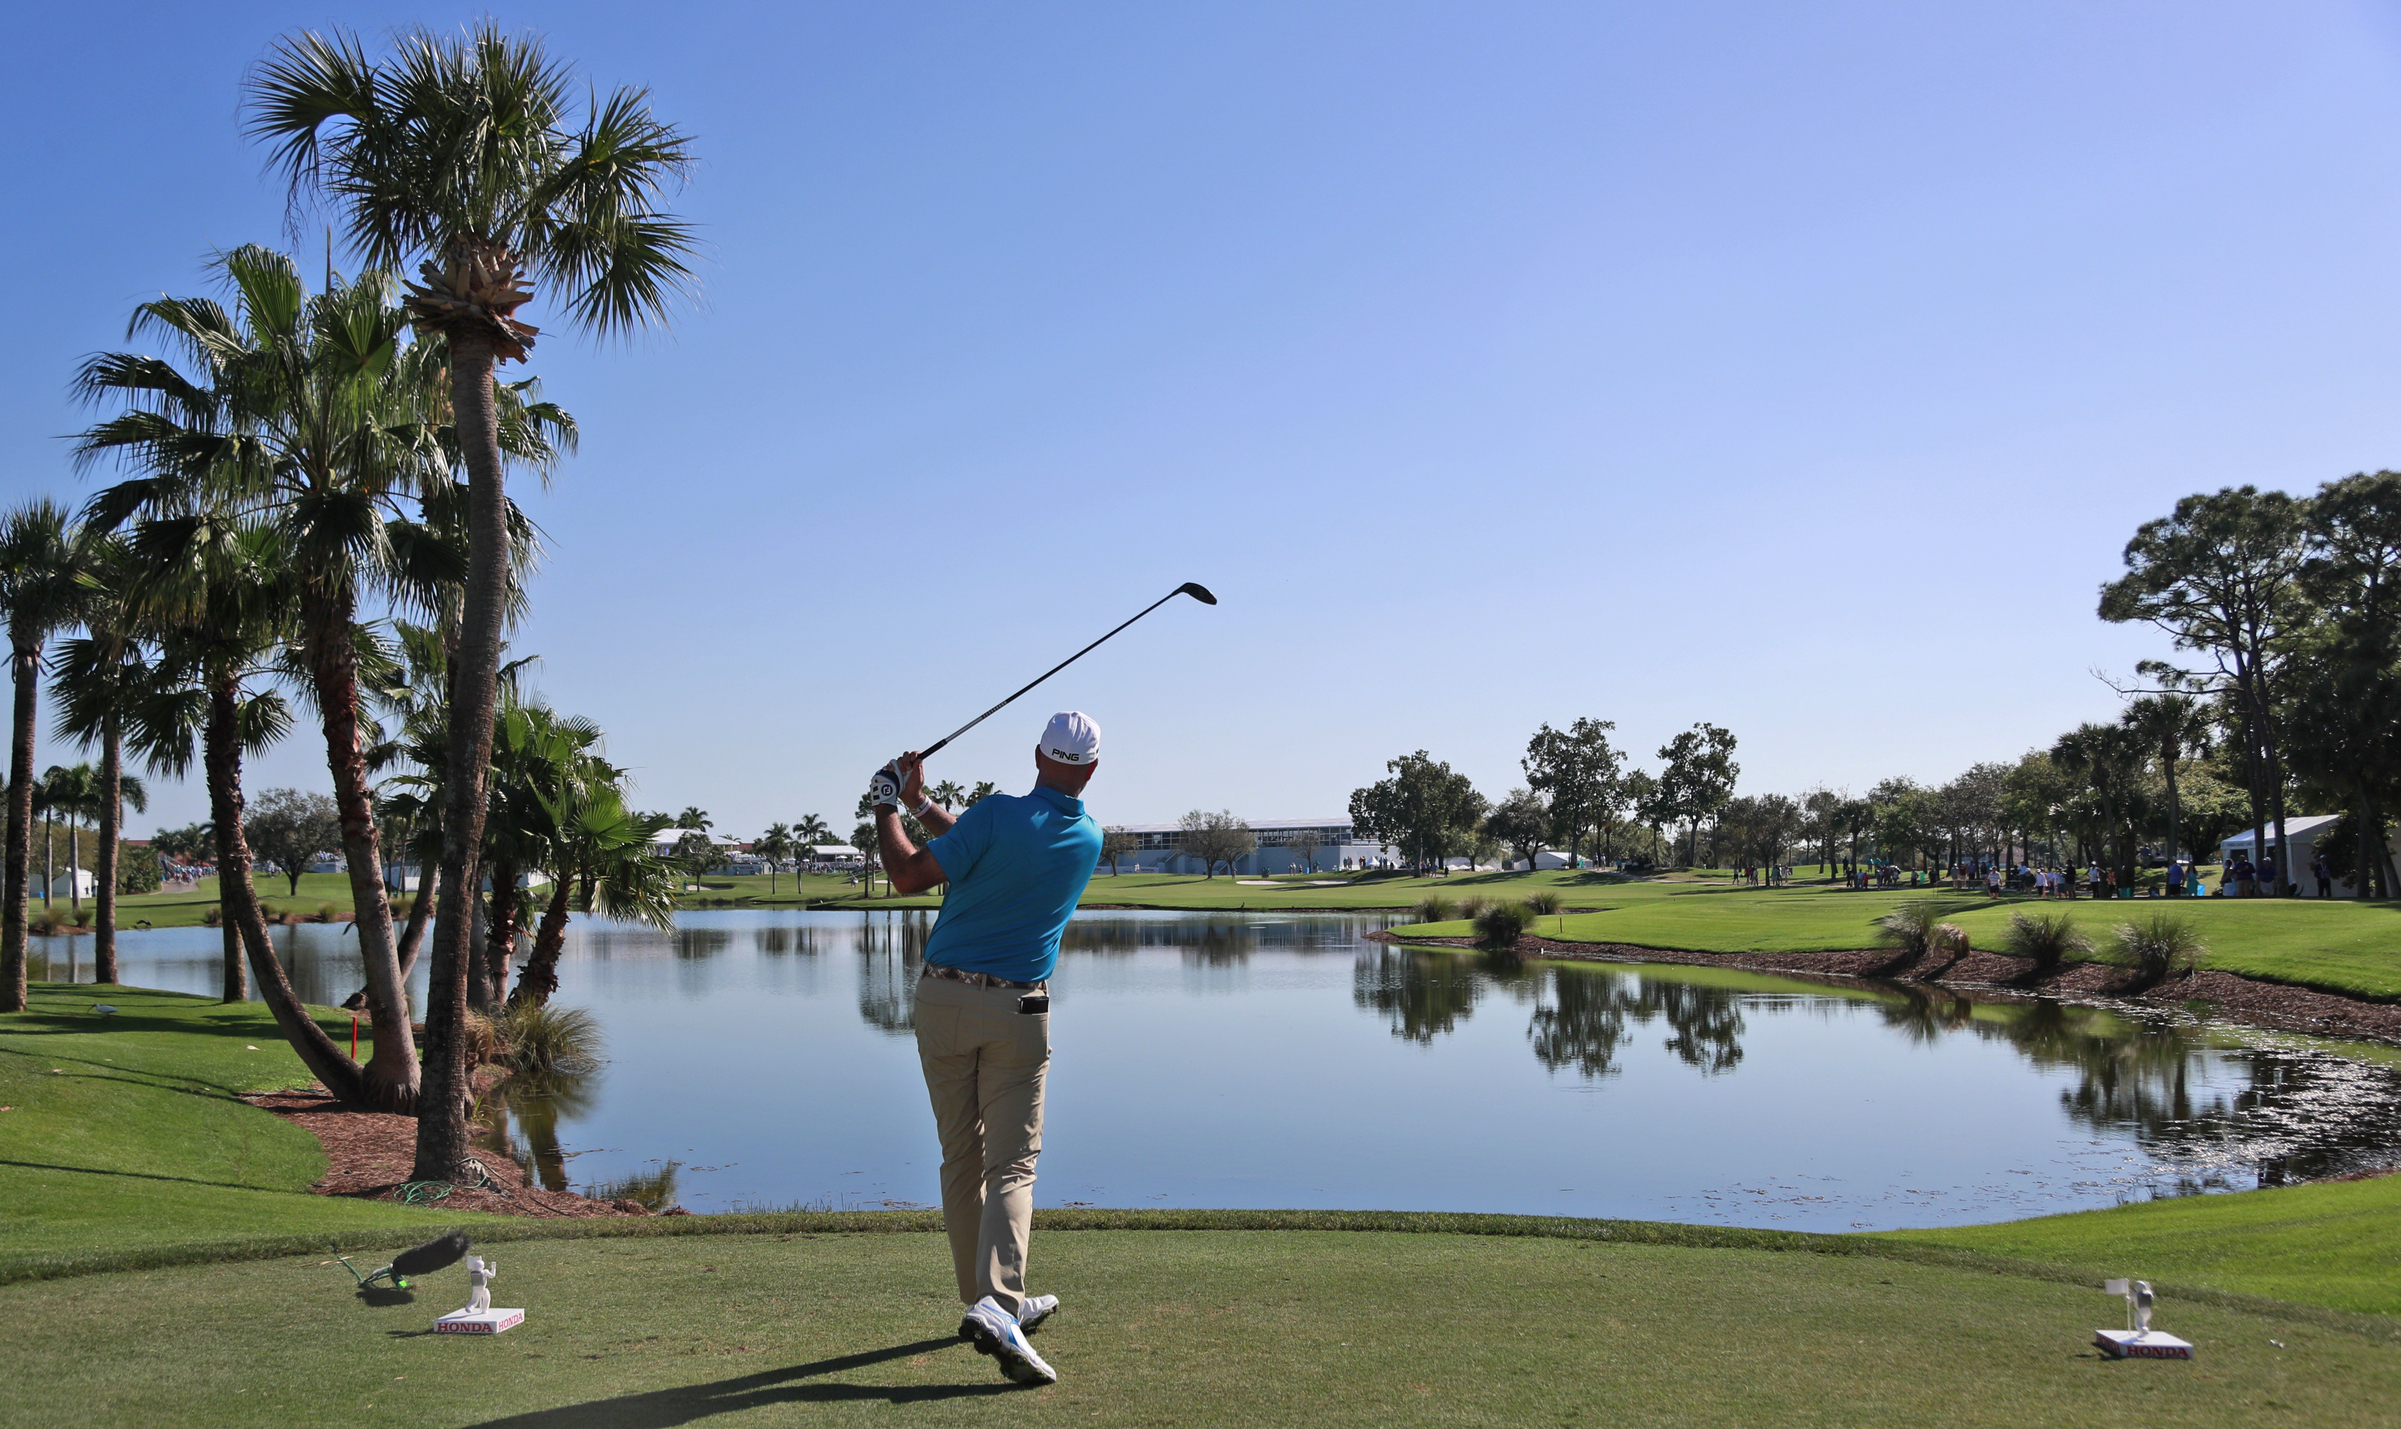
<box><xmin>34</xmin><ymin>909</ymin><xmax>2401</xmax><ymax>1232</ymax></box>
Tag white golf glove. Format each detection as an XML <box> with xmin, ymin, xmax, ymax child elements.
<box><xmin>868</xmin><ymin>764</ymin><xmax>905</xmax><ymax>811</ymax></box>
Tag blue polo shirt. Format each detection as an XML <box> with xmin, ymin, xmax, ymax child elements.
<box><xmin>923</xmin><ymin>783</ymin><xmax>1101</xmax><ymax>984</ymax></box>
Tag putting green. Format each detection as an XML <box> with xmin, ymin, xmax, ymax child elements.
<box><xmin>0</xmin><ymin>1230</ymin><xmax>2390</xmax><ymax>1428</ymax></box>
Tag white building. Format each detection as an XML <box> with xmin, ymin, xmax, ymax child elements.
<box><xmin>1106</xmin><ymin>817</ymin><xmax>1388</xmax><ymax>876</ymax></box>
<box><xmin>649</xmin><ymin>828</ymin><xmax>738</xmax><ymax>859</ymax></box>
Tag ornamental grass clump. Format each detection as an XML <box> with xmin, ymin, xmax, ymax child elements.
<box><xmin>1456</xmin><ymin>895</ymin><xmax>1491</xmax><ymax>919</ymax></box>
<box><xmin>1473</xmin><ymin>901</ymin><xmax>1530</xmax><ymax>948</ymax></box>
<box><xmin>1414</xmin><ymin>894</ymin><xmax>1455</xmax><ymax>924</ymax></box>
<box><xmin>2110</xmin><ymin>913</ymin><xmax>2205</xmax><ymax>986</ymax></box>
<box><xmin>500</xmin><ymin>1002</ymin><xmax>605</xmax><ymax>1076</ymax></box>
<box><xmin>1525</xmin><ymin>891</ymin><xmax>1563</xmax><ymax>915</ymax></box>
<box><xmin>1875</xmin><ymin>900</ymin><xmax>1947</xmax><ymax>957</ymax></box>
<box><xmin>2002</xmin><ymin>910</ymin><xmax>2090</xmax><ymax>971</ymax></box>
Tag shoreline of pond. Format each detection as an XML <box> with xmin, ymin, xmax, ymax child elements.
<box><xmin>1370</xmin><ymin>928</ymin><xmax>2401</xmax><ymax>1048</ymax></box>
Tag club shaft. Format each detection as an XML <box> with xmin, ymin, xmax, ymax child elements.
<box><xmin>921</xmin><ymin>587</ymin><xmax>1189</xmax><ymax>759</ymax></box>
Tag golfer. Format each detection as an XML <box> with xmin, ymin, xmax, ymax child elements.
<box><xmin>872</xmin><ymin>710</ymin><xmax>1103</xmax><ymax>1387</ymax></box>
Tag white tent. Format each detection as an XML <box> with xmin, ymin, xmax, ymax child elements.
<box><xmin>44</xmin><ymin>868</ymin><xmax>95</xmax><ymax>900</ymax></box>
<box><xmin>2220</xmin><ymin>815</ymin><xmax>2394</xmax><ymax>896</ymax></box>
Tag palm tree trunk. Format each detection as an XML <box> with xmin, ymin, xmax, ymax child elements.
<box><xmin>396</xmin><ymin>883</ymin><xmax>434</xmax><ymax>980</ymax></box>
<box><xmin>415</xmin><ymin>330</ymin><xmax>509</xmax><ymax>1182</ymax></box>
<box><xmin>205</xmin><ymin>673</ymin><xmax>364</xmax><ymax>1102</ymax></box>
<box><xmin>94</xmin><ymin>721</ymin><xmax>121</xmax><ymax>984</ymax></box>
<box><xmin>475</xmin><ymin>862</ymin><xmax>522</xmax><ymax>1011</ymax></box>
<box><xmin>221</xmin><ymin>917</ymin><xmax>245</xmax><ymax>1002</ymax></box>
<box><xmin>69</xmin><ymin>820</ymin><xmax>80</xmax><ymax>916</ymax></box>
<box><xmin>302</xmin><ymin>584</ymin><xmax>418</xmax><ymax>1110</ymax></box>
<box><xmin>1</xmin><ymin>641</ymin><xmax>36</xmax><ymax>1011</ymax></box>
<box><xmin>510</xmin><ymin>873</ymin><xmax>573</xmax><ymax>1007</ymax></box>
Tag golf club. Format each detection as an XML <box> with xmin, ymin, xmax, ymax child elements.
<box><xmin>919</xmin><ymin>581</ymin><xmax>1218</xmax><ymax>759</ymax></box>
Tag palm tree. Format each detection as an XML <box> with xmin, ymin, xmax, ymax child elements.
<box><xmin>2122</xmin><ymin>693</ymin><xmax>2210</xmax><ymax>867</ymax></box>
<box><xmin>126</xmin><ymin>511</ymin><xmax>372</xmax><ymax>1095</ymax></box>
<box><xmin>34</xmin><ymin>765</ymin><xmax>71</xmax><ymax>910</ymax></box>
<box><xmin>512</xmin><ymin>790</ymin><xmax>677</xmax><ymax>1008</ymax></box>
<box><xmin>756</xmin><ymin>822</ymin><xmax>793</xmax><ymax>896</ymax></box>
<box><xmin>929</xmin><ymin>780</ymin><xmax>964</xmax><ymax>812</ymax></box>
<box><xmin>51</xmin><ymin>534</ymin><xmax>160</xmax><ymax>983</ymax></box>
<box><xmin>248</xmin><ymin>22</ymin><xmax>697</xmax><ymax>1180</ymax></box>
<box><xmin>74</xmin><ymin>247</ymin><xmax>569</xmax><ymax>1110</ymax></box>
<box><xmin>790</xmin><ymin>813</ymin><xmax>833</xmax><ymax>888</ymax></box>
<box><xmin>674</xmin><ymin>807</ymin><xmax>712</xmax><ymax>833</ymax></box>
<box><xmin>0</xmin><ymin>501</ymin><xmax>85</xmax><ymax>1010</ymax></box>
<box><xmin>2053</xmin><ymin>722</ymin><xmax>2151</xmax><ymax>894</ymax></box>
<box><xmin>39</xmin><ymin>764</ymin><xmax>115</xmax><ymax>919</ymax></box>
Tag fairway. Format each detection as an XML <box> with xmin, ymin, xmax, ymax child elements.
<box><xmin>2</xmin><ymin>1228</ymin><xmax>2393</xmax><ymax>1429</ymax></box>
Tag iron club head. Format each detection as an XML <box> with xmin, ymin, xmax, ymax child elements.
<box><xmin>1176</xmin><ymin>582</ymin><xmax>1219</xmax><ymax>605</ymax></box>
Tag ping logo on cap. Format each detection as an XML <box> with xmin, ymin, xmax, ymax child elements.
<box><xmin>1041</xmin><ymin>711</ymin><xmax>1100</xmax><ymax>764</ymax></box>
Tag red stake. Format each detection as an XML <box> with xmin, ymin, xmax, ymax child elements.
<box><xmin>350</xmin><ymin>1012</ymin><xmax>359</xmax><ymax>1060</ymax></box>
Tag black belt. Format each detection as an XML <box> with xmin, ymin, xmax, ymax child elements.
<box><xmin>920</xmin><ymin>964</ymin><xmax>1047</xmax><ymax>992</ymax></box>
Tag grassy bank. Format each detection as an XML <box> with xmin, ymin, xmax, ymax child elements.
<box><xmin>0</xmin><ymin>984</ymin><xmax>502</xmax><ymax>1275</ymax></box>
<box><xmin>1391</xmin><ymin>876</ymin><xmax>2401</xmax><ymax>1002</ymax></box>
<box><xmin>1880</xmin><ymin>1175</ymin><xmax>2401</xmax><ymax>1316</ymax></box>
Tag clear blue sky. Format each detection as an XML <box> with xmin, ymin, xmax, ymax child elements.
<box><xmin>7</xmin><ymin>1</ymin><xmax>2401</xmax><ymax>837</ymax></box>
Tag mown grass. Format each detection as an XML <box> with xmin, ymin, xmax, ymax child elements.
<box><xmin>1393</xmin><ymin>877</ymin><xmax>2401</xmax><ymax>1002</ymax></box>
<box><xmin>1882</xmin><ymin>1173</ymin><xmax>2401</xmax><ymax>1316</ymax></box>
<box><xmin>0</xmin><ymin>984</ymin><xmax>503</xmax><ymax>1271</ymax></box>
<box><xmin>2</xmin><ymin>1226</ymin><xmax>2395</xmax><ymax>1429</ymax></box>
<box><xmin>7</xmin><ymin>970</ymin><xmax>2401</xmax><ymax>1424</ymax></box>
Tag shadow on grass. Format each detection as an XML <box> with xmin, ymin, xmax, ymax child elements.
<box><xmin>463</xmin><ymin>1338</ymin><xmax>1021</xmax><ymax>1424</ymax></box>
<box><xmin>0</xmin><ymin>1157</ymin><xmax>290</xmax><ymax>1192</ymax></box>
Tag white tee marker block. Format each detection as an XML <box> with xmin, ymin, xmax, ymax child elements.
<box><xmin>2093</xmin><ymin>1329</ymin><xmax>2193</xmax><ymax>1359</ymax></box>
<box><xmin>434</xmin><ymin>1308</ymin><xmax>525</xmax><ymax>1335</ymax></box>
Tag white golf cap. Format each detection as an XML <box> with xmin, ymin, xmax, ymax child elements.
<box><xmin>1040</xmin><ymin>710</ymin><xmax>1100</xmax><ymax>765</ymax></box>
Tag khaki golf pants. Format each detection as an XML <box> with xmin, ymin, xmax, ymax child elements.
<box><xmin>913</xmin><ymin>974</ymin><xmax>1049</xmax><ymax>1317</ymax></box>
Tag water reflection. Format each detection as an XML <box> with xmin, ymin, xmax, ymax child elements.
<box><xmin>44</xmin><ymin>910</ymin><xmax>2401</xmax><ymax>1225</ymax></box>
<box><xmin>1353</xmin><ymin>945</ymin><xmax>1488</xmax><ymax>1044</ymax></box>
<box><xmin>856</xmin><ymin>910</ymin><xmax>931</xmax><ymax>1036</ymax></box>
<box><xmin>1373</xmin><ymin>942</ymin><xmax>2401</xmax><ymax>1189</ymax></box>
<box><xmin>478</xmin><ymin>1067</ymin><xmax>601</xmax><ymax>1192</ymax></box>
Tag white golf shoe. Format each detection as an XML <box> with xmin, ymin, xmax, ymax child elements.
<box><xmin>1017</xmin><ymin>1294</ymin><xmax>1060</xmax><ymax>1334</ymax></box>
<box><xmin>958</xmin><ymin>1295</ymin><xmax>1058</xmax><ymax>1385</ymax></box>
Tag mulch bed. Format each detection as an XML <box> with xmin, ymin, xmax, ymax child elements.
<box><xmin>1368</xmin><ymin>930</ymin><xmax>2401</xmax><ymax>1044</ymax></box>
<box><xmin>245</xmin><ymin>1071</ymin><xmax>656</xmax><ymax>1219</ymax></box>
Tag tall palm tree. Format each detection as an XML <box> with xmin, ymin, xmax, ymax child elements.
<box><xmin>51</xmin><ymin>534</ymin><xmax>159</xmax><ymax>983</ymax></box>
<box><xmin>39</xmin><ymin>764</ymin><xmax>104</xmax><ymax>917</ymax></box>
<box><xmin>33</xmin><ymin>765</ymin><xmax>71</xmax><ymax>909</ymax></box>
<box><xmin>128</xmin><ymin>512</ymin><xmax>373</xmax><ymax>1096</ymax></box>
<box><xmin>248</xmin><ymin>21</ymin><xmax>696</xmax><ymax>1179</ymax></box>
<box><xmin>929</xmin><ymin>780</ymin><xmax>964</xmax><ymax>811</ymax></box>
<box><xmin>2122</xmin><ymin>693</ymin><xmax>2210</xmax><ymax>866</ymax></box>
<box><xmin>513</xmin><ymin>777</ymin><xmax>677</xmax><ymax>1008</ymax></box>
<box><xmin>756</xmin><ymin>822</ymin><xmax>793</xmax><ymax>896</ymax></box>
<box><xmin>0</xmin><ymin>501</ymin><xmax>85</xmax><ymax>1010</ymax></box>
<box><xmin>2053</xmin><ymin>722</ymin><xmax>2151</xmax><ymax>893</ymax></box>
<box><xmin>74</xmin><ymin>247</ymin><xmax>568</xmax><ymax>1109</ymax></box>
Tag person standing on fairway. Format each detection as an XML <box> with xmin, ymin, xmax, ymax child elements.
<box><xmin>872</xmin><ymin>710</ymin><xmax>1103</xmax><ymax>1387</ymax></box>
